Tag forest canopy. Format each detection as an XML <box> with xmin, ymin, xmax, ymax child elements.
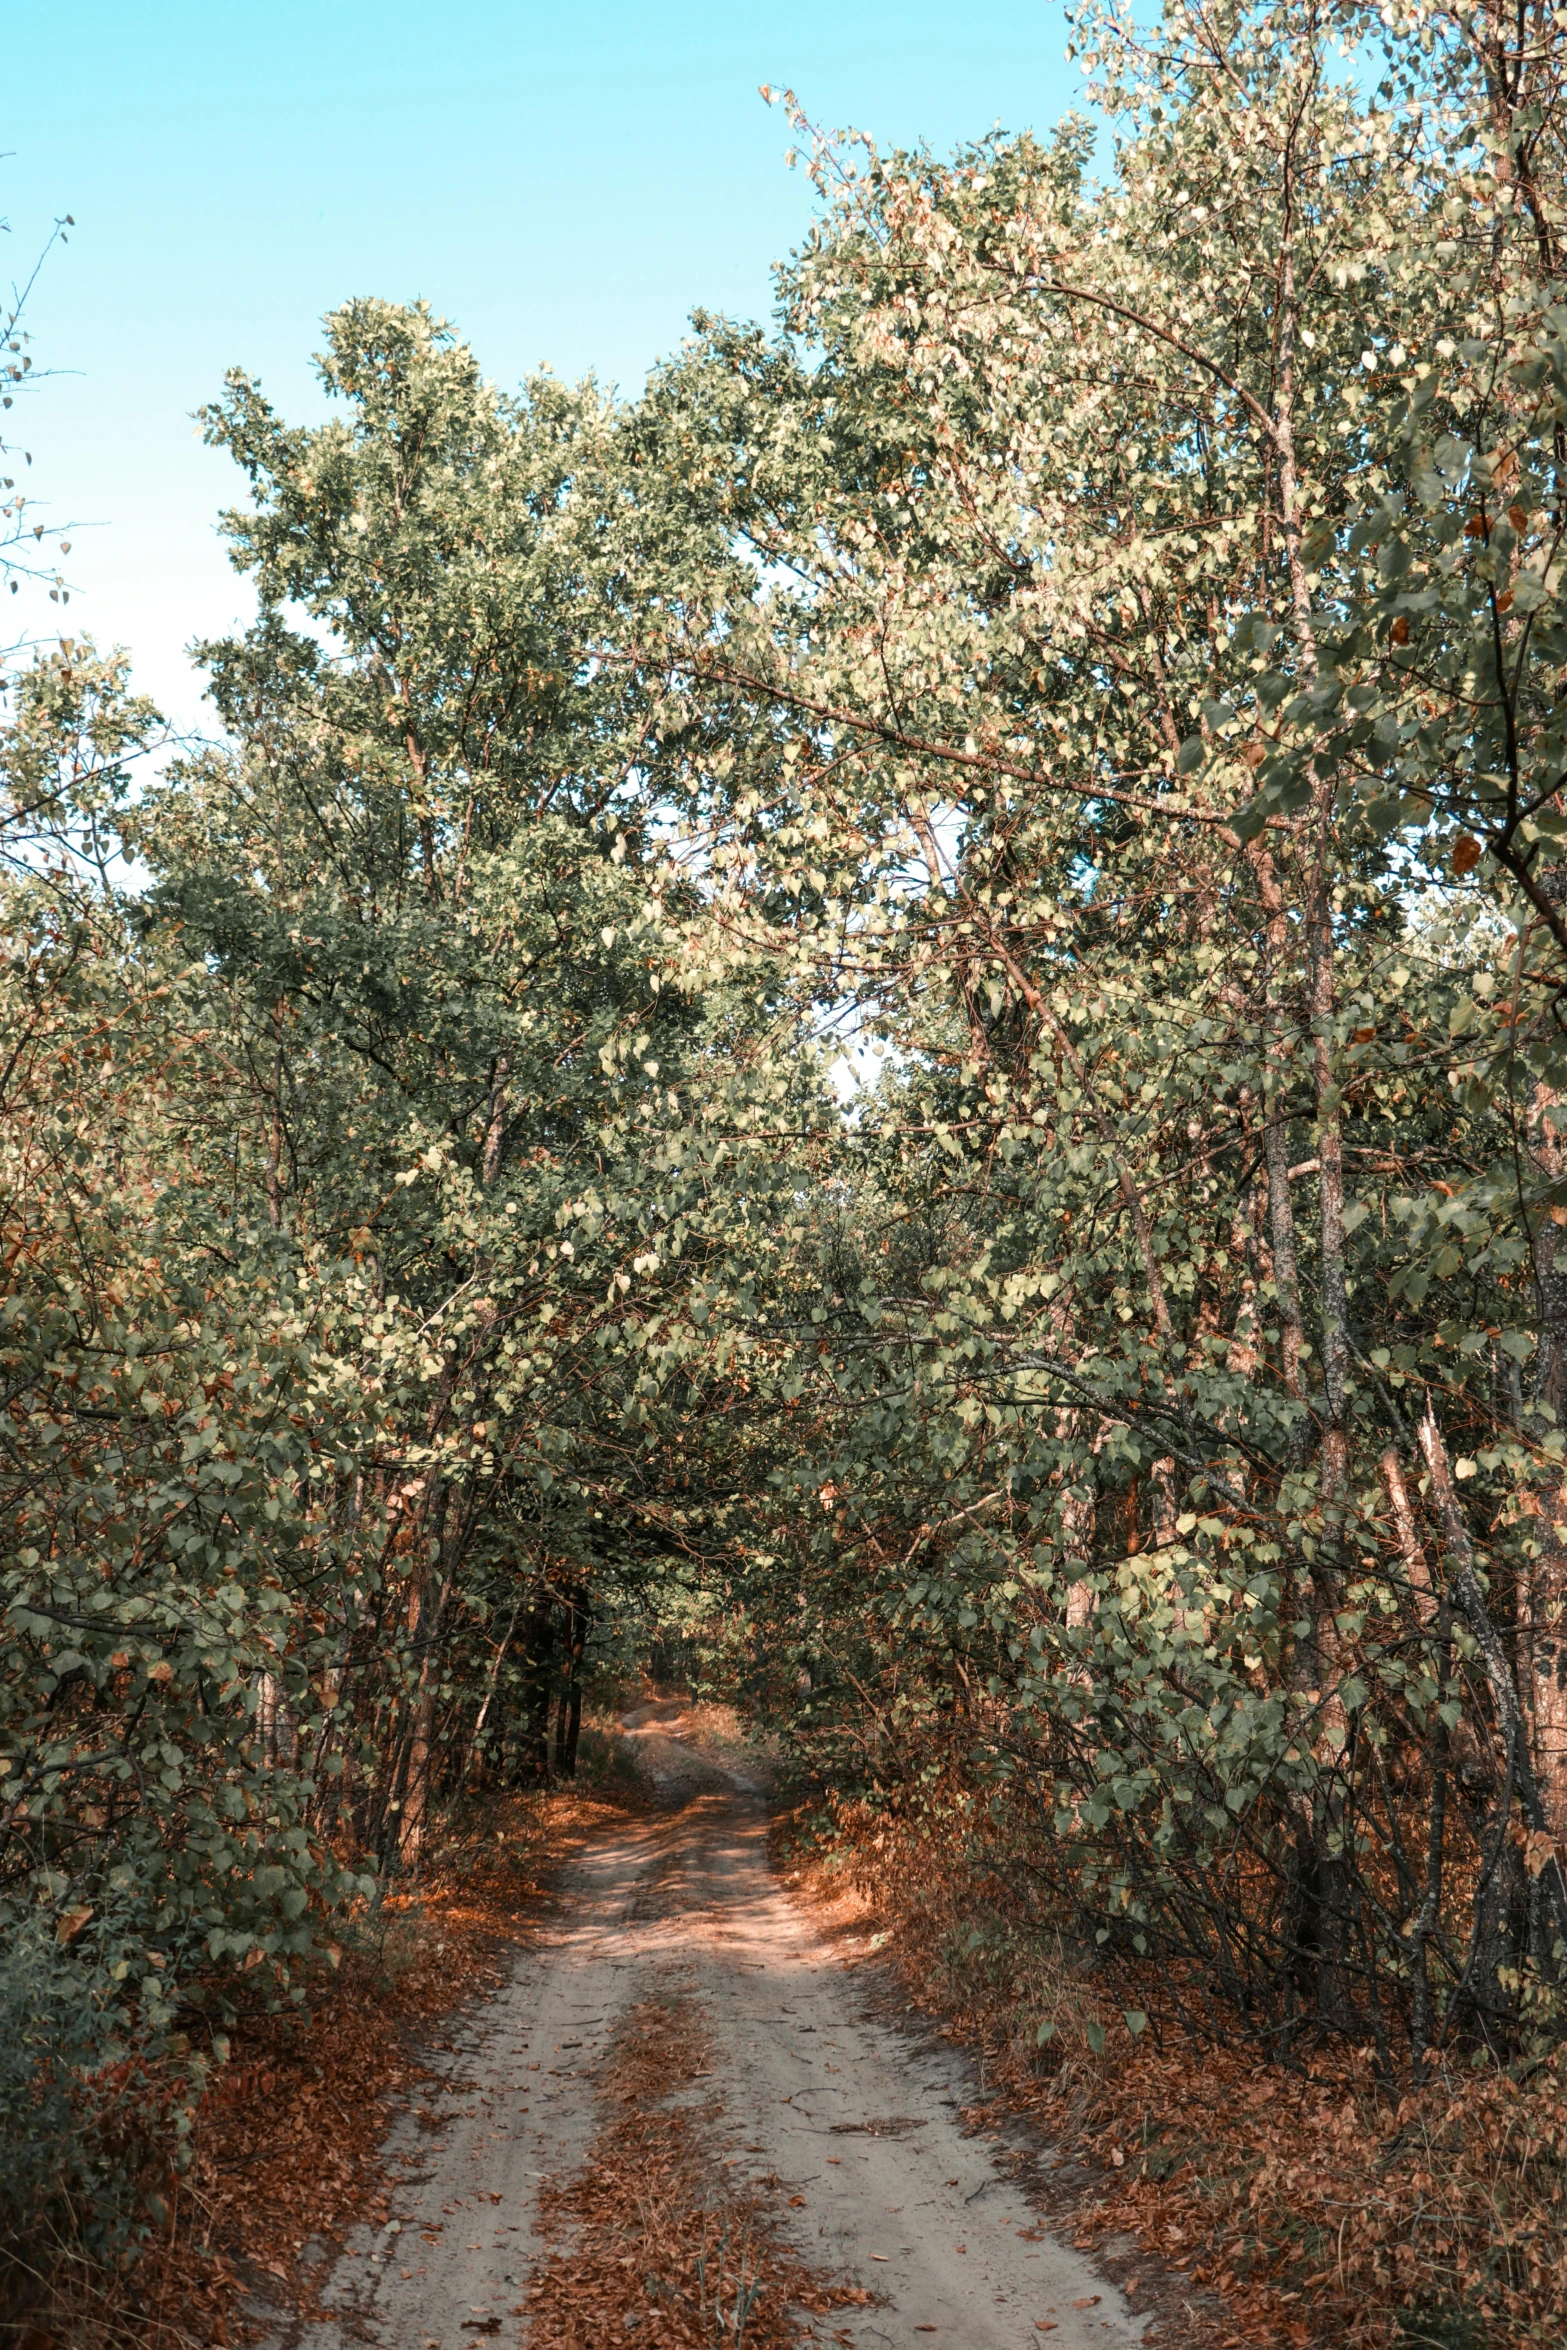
<box><xmin>7</xmin><ymin>0</ymin><xmax>1567</xmax><ymax>2300</ymax></box>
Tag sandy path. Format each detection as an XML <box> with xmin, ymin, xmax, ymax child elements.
<box><xmin>267</xmin><ymin>1720</ymin><xmax>1146</xmax><ymax>2350</ymax></box>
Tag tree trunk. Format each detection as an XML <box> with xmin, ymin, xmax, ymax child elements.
<box><xmin>1380</xmin><ymin>1446</ymin><xmax>1436</xmax><ymax>1624</ymax></box>
<box><xmin>519</xmin><ymin>1602</ymin><xmax>557</xmax><ymax>1784</ymax></box>
<box><xmin>258</xmin><ymin>1670</ymin><xmax>280</xmax><ymax>1768</ymax></box>
<box><xmin>1525</xmin><ymin>1083</ymin><xmax>1567</xmax><ymax>1833</ymax></box>
<box><xmin>262</xmin><ymin>998</ymin><xmax>287</xmax><ymax>1230</ymax></box>
<box><xmin>1420</xmin><ymin>1398</ymin><xmax>1567</xmax><ymax>1994</ymax></box>
<box><xmin>554</xmin><ymin>1586</ymin><xmax>589</xmax><ymax>1778</ymax></box>
<box><xmin>1060</xmin><ymin>1412</ymin><xmax>1097</xmax><ymax>1636</ymax></box>
<box><xmin>469</xmin><ymin>1594</ymin><xmax>524</xmax><ymax>1783</ymax></box>
<box><xmin>482</xmin><ymin>1054</ymin><xmax>510</xmax><ymax>1187</ymax></box>
<box><xmin>399</xmin><ymin>1512</ymin><xmax>456</xmax><ymax>1869</ymax></box>
<box><xmin>1245</xmin><ymin>842</ymin><xmax>1306</xmax><ymax>1408</ymax></box>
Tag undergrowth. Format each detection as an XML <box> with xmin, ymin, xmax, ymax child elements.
<box><xmin>781</xmin><ymin>1783</ymin><xmax>1567</xmax><ymax>2350</ymax></box>
<box><xmin>1</xmin><ymin>1776</ymin><xmax>642</xmax><ymax>2348</ymax></box>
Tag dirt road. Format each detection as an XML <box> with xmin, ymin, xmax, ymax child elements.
<box><xmin>270</xmin><ymin>1718</ymin><xmax>1146</xmax><ymax>2350</ymax></box>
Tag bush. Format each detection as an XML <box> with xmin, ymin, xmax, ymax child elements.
<box><xmin>0</xmin><ymin>1907</ymin><xmax>180</xmax><ymax>2323</ymax></box>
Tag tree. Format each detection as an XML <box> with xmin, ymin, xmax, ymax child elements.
<box><xmin>615</xmin><ymin>0</ymin><xmax>1567</xmax><ymax>2057</ymax></box>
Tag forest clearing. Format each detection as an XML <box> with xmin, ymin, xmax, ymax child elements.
<box><xmin>7</xmin><ymin>0</ymin><xmax>1567</xmax><ymax>2342</ymax></box>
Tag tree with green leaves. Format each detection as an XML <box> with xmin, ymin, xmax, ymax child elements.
<box><xmin>609</xmin><ymin>0</ymin><xmax>1567</xmax><ymax>2059</ymax></box>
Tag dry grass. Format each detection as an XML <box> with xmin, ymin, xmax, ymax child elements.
<box><xmin>781</xmin><ymin>1791</ymin><xmax>1567</xmax><ymax>2350</ymax></box>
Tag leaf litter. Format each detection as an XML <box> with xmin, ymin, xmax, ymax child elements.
<box><xmin>525</xmin><ymin>1990</ymin><xmax>873</xmax><ymax>2349</ymax></box>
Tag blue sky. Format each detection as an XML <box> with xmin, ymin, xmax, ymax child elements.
<box><xmin>6</xmin><ymin>1</ymin><xmax>1075</xmax><ymax>729</ymax></box>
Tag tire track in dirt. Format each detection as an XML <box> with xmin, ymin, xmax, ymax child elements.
<box><xmin>261</xmin><ymin>1716</ymin><xmax>1148</xmax><ymax>2350</ymax></box>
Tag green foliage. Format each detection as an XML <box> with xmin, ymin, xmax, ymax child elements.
<box><xmin>624</xmin><ymin>0</ymin><xmax>1567</xmax><ymax>2067</ymax></box>
<box><xmin>0</xmin><ymin>1901</ymin><xmax>194</xmax><ymax>2283</ymax></box>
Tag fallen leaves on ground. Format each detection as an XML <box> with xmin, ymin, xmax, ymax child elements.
<box><xmin>783</xmin><ymin>1793</ymin><xmax>1567</xmax><ymax>2350</ymax></box>
<box><xmin>526</xmin><ymin>1991</ymin><xmax>871</xmax><ymax>2348</ymax></box>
